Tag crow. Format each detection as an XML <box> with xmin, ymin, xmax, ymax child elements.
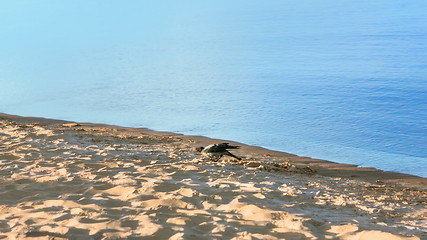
<box><xmin>196</xmin><ymin>143</ymin><xmax>241</xmax><ymax>161</ymax></box>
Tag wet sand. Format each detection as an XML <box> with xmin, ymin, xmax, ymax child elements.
<box><xmin>0</xmin><ymin>113</ymin><xmax>425</xmax><ymax>239</ymax></box>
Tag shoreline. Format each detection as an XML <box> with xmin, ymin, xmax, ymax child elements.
<box><xmin>0</xmin><ymin>112</ymin><xmax>426</xmax><ymax>239</ymax></box>
<box><xmin>1</xmin><ymin>113</ymin><xmax>425</xmax><ymax>190</ymax></box>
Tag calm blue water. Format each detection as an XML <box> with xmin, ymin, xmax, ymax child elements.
<box><xmin>1</xmin><ymin>1</ymin><xmax>426</xmax><ymax>177</ymax></box>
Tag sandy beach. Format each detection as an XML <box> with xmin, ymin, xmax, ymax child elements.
<box><xmin>0</xmin><ymin>113</ymin><xmax>425</xmax><ymax>239</ymax></box>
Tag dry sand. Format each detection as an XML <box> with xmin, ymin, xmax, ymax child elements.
<box><xmin>0</xmin><ymin>113</ymin><xmax>425</xmax><ymax>239</ymax></box>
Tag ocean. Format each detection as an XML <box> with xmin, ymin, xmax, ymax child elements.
<box><xmin>1</xmin><ymin>0</ymin><xmax>426</xmax><ymax>177</ymax></box>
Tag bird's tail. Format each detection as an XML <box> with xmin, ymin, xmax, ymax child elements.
<box><xmin>227</xmin><ymin>145</ymin><xmax>240</xmax><ymax>149</ymax></box>
<box><xmin>221</xmin><ymin>143</ymin><xmax>239</xmax><ymax>150</ymax></box>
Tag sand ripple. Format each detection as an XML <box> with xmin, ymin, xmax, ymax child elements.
<box><xmin>0</xmin><ymin>119</ymin><xmax>425</xmax><ymax>239</ymax></box>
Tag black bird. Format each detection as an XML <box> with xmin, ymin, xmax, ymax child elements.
<box><xmin>196</xmin><ymin>143</ymin><xmax>241</xmax><ymax>161</ymax></box>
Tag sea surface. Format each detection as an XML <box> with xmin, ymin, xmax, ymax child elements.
<box><xmin>1</xmin><ymin>1</ymin><xmax>426</xmax><ymax>177</ymax></box>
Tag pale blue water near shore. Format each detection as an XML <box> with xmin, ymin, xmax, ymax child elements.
<box><xmin>1</xmin><ymin>1</ymin><xmax>426</xmax><ymax>177</ymax></box>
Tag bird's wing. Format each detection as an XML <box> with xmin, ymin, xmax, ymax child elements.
<box><xmin>224</xmin><ymin>150</ymin><xmax>242</xmax><ymax>160</ymax></box>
